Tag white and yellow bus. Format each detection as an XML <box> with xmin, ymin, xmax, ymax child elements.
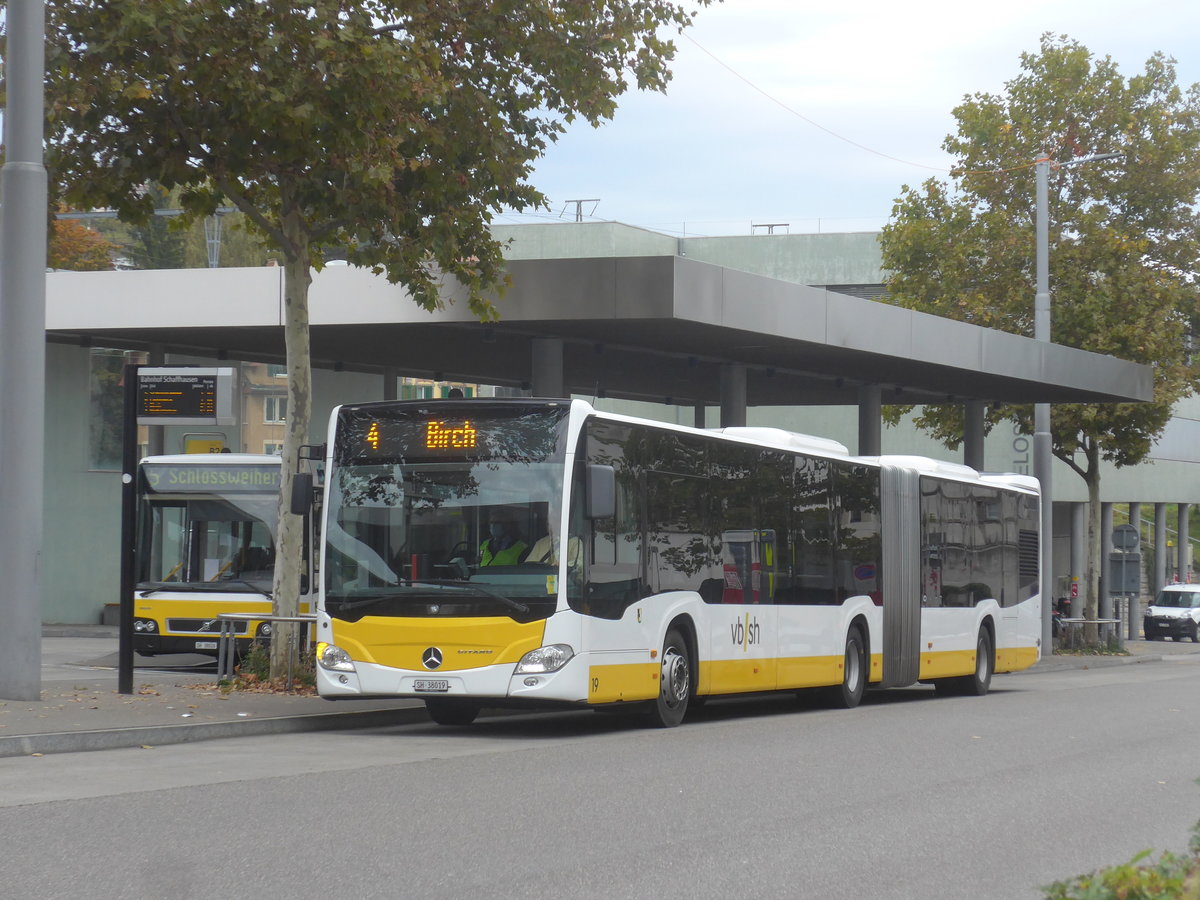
<box><xmin>310</xmin><ymin>398</ymin><xmax>1041</xmax><ymax>726</ymax></box>
<box><xmin>133</xmin><ymin>454</ymin><xmax>317</xmax><ymax>658</ymax></box>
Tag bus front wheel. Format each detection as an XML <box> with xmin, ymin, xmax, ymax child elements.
<box><xmin>425</xmin><ymin>698</ymin><xmax>480</xmax><ymax>726</ymax></box>
<box><xmin>646</xmin><ymin>627</ymin><xmax>691</xmax><ymax>728</ymax></box>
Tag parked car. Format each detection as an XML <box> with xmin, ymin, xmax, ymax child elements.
<box><xmin>1143</xmin><ymin>584</ymin><xmax>1200</xmax><ymax>642</ymax></box>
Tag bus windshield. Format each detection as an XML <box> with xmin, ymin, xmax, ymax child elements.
<box><xmin>324</xmin><ymin>402</ymin><xmax>571</xmax><ymax>621</ymax></box>
<box><xmin>137</xmin><ymin>462</ymin><xmax>281</xmax><ymax>593</ymax></box>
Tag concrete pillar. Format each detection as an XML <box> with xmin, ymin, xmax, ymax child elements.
<box><xmin>963</xmin><ymin>400</ymin><xmax>985</xmax><ymax>470</ymax></box>
<box><xmin>1128</xmin><ymin>503</ymin><xmax>1142</xmax><ymax>537</ymax></box>
<box><xmin>1100</xmin><ymin>503</ymin><xmax>1113</xmax><ymax>620</ymax></box>
<box><xmin>1179</xmin><ymin>504</ymin><xmax>1191</xmax><ymax>583</ymax></box>
<box><xmin>857</xmin><ymin>384</ymin><xmax>882</xmax><ymax>456</ymax></box>
<box><xmin>383</xmin><ymin>366</ymin><xmax>398</xmax><ymax>401</ymax></box>
<box><xmin>532</xmin><ymin>338</ymin><xmax>564</xmax><ymax>398</ymax></box>
<box><xmin>1069</xmin><ymin>502</ymin><xmax>1086</xmax><ymax>618</ymax></box>
<box><xmin>1154</xmin><ymin>503</ymin><xmax>1168</xmax><ymax>592</ymax></box>
<box><xmin>1128</xmin><ymin>502</ymin><xmax>1142</xmax><ymax>640</ymax></box>
<box><xmin>719</xmin><ymin>364</ymin><xmax>747</xmax><ymax>428</ymax></box>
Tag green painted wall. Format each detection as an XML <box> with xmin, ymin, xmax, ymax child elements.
<box><xmin>43</xmin><ymin>343</ymin><xmax>123</xmax><ymax>623</ymax></box>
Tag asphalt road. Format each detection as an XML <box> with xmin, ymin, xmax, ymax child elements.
<box><xmin>3</xmin><ymin>656</ymin><xmax>1198</xmax><ymax>900</ymax></box>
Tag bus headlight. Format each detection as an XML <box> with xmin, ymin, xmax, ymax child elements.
<box><xmin>133</xmin><ymin>619</ymin><xmax>157</xmax><ymax>633</ymax></box>
<box><xmin>515</xmin><ymin>644</ymin><xmax>574</xmax><ymax>674</ymax></box>
<box><xmin>316</xmin><ymin>642</ymin><xmax>356</xmax><ymax>672</ymax></box>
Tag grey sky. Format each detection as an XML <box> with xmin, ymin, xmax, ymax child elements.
<box><xmin>501</xmin><ymin>0</ymin><xmax>1200</xmax><ymax>237</ymax></box>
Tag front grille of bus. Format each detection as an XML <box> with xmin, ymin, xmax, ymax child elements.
<box><xmin>166</xmin><ymin>618</ymin><xmax>250</xmax><ymax>635</ymax></box>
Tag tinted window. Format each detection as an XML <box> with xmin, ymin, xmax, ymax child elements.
<box><xmin>920</xmin><ymin>477</ymin><xmax>1034</xmax><ymax>608</ymax></box>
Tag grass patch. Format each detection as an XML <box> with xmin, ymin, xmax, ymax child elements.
<box><xmin>1044</xmin><ymin>821</ymin><xmax>1200</xmax><ymax>898</ymax></box>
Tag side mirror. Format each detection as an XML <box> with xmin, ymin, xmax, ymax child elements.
<box><xmin>290</xmin><ymin>472</ymin><xmax>314</xmax><ymax>515</ymax></box>
<box><xmin>585</xmin><ymin>464</ymin><xmax>616</xmax><ymax>519</ymax></box>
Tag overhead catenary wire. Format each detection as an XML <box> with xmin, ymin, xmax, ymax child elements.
<box><xmin>682</xmin><ymin>33</ymin><xmax>1036</xmax><ymax>181</ymax></box>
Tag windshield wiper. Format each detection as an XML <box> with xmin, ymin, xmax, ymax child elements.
<box><xmin>330</xmin><ymin>592</ymin><xmax>409</xmax><ymax>613</ymax></box>
<box><xmin>331</xmin><ymin>583</ymin><xmax>529</xmax><ymax>616</ymax></box>
<box><xmin>137</xmin><ymin>584</ymin><xmax>202</xmax><ymax>597</ymax></box>
<box><xmin>230</xmin><ymin>579</ymin><xmax>273</xmax><ymax>599</ymax></box>
<box><xmin>408</xmin><ymin>580</ymin><xmax>530</xmax><ymax>615</ymax></box>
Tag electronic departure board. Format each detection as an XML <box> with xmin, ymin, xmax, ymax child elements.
<box><xmin>336</xmin><ymin>402</ymin><xmax>569</xmax><ymax>464</ymax></box>
<box><xmin>137</xmin><ymin>367</ymin><xmax>235</xmax><ymax>426</ymax></box>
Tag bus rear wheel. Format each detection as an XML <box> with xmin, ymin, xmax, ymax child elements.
<box><xmin>645</xmin><ymin>627</ymin><xmax>690</xmax><ymax>728</ymax></box>
<box><xmin>828</xmin><ymin>625</ymin><xmax>866</xmax><ymax>709</ymax></box>
<box><xmin>963</xmin><ymin>629</ymin><xmax>993</xmax><ymax>696</ymax></box>
<box><xmin>937</xmin><ymin>629</ymin><xmax>993</xmax><ymax>697</ymax></box>
<box><xmin>425</xmin><ymin>698</ymin><xmax>481</xmax><ymax>726</ymax></box>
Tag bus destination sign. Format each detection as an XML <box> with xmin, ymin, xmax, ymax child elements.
<box><xmin>142</xmin><ymin>463</ymin><xmax>282</xmax><ymax>493</ymax></box>
<box><xmin>137</xmin><ymin>367</ymin><xmax>235</xmax><ymax>426</ymax></box>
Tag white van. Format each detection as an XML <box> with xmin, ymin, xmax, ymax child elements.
<box><xmin>1143</xmin><ymin>584</ymin><xmax>1200</xmax><ymax>642</ymax></box>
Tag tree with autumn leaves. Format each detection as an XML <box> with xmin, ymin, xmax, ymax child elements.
<box><xmin>880</xmin><ymin>35</ymin><xmax>1200</xmax><ymax>637</ymax></box>
<box><xmin>49</xmin><ymin>213</ymin><xmax>116</xmax><ymax>271</ymax></box>
<box><xmin>45</xmin><ymin>0</ymin><xmax>710</xmax><ymax>678</ymax></box>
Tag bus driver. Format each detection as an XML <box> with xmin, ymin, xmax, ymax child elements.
<box><xmin>479</xmin><ymin>510</ymin><xmax>527</xmax><ymax>566</ymax></box>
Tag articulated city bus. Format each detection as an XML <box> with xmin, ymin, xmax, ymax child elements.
<box><xmin>310</xmin><ymin>399</ymin><xmax>1041</xmax><ymax>726</ymax></box>
<box><xmin>133</xmin><ymin>454</ymin><xmax>317</xmax><ymax>658</ymax></box>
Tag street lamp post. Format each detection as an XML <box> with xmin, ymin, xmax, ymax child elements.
<box><xmin>0</xmin><ymin>0</ymin><xmax>48</xmax><ymax>702</ymax></box>
<box><xmin>1034</xmin><ymin>152</ymin><xmax>1122</xmax><ymax>654</ymax></box>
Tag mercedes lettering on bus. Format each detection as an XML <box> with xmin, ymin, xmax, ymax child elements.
<box><xmin>305</xmin><ymin>399</ymin><xmax>1041</xmax><ymax>727</ymax></box>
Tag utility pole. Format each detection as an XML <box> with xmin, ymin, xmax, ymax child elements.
<box><xmin>1033</xmin><ymin>151</ymin><xmax>1121</xmax><ymax>653</ymax></box>
<box><xmin>562</xmin><ymin>199</ymin><xmax>600</xmax><ymax>223</ymax></box>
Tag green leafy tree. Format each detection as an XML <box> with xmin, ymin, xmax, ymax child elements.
<box><xmin>46</xmin><ymin>0</ymin><xmax>708</xmax><ymax>678</ymax></box>
<box><xmin>126</xmin><ymin>184</ymin><xmax>186</xmax><ymax>270</ymax></box>
<box><xmin>880</xmin><ymin>35</ymin><xmax>1200</xmax><ymax>638</ymax></box>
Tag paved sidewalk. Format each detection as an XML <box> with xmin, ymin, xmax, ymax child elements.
<box><xmin>1028</xmin><ymin>632</ymin><xmax>1200</xmax><ymax>672</ymax></box>
<box><xmin>2</xmin><ymin>627</ymin><xmax>1197</xmax><ymax>758</ymax></box>
<box><xmin>0</xmin><ymin>627</ymin><xmax>428</xmax><ymax>758</ymax></box>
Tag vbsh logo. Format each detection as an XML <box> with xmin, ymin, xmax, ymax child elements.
<box><xmin>730</xmin><ymin>613</ymin><xmax>761</xmax><ymax>650</ymax></box>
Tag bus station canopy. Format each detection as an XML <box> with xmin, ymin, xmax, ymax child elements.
<box><xmin>46</xmin><ymin>254</ymin><xmax>1152</xmax><ymax>407</ymax></box>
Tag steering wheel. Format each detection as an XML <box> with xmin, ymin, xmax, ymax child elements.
<box><xmin>444</xmin><ymin>541</ymin><xmax>472</xmax><ymax>564</ymax></box>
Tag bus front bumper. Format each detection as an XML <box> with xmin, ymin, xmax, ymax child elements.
<box><xmin>316</xmin><ymin>653</ymin><xmax>591</xmax><ymax>704</ymax></box>
<box><xmin>134</xmin><ymin>634</ymin><xmax>261</xmax><ymax>657</ymax></box>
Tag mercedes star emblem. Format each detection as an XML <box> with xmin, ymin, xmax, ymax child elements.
<box><xmin>422</xmin><ymin>647</ymin><xmax>443</xmax><ymax>670</ymax></box>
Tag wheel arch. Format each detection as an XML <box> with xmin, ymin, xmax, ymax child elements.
<box><xmin>978</xmin><ymin>612</ymin><xmax>997</xmax><ymax>658</ymax></box>
<box><xmin>849</xmin><ymin>613</ymin><xmax>871</xmax><ymax>659</ymax></box>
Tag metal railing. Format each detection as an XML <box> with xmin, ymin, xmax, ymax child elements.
<box><xmin>216</xmin><ymin>613</ymin><xmax>316</xmax><ymax>688</ymax></box>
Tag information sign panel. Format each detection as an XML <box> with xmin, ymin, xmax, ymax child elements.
<box><xmin>136</xmin><ymin>367</ymin><xmax>235</xmax><ymax>426</ymax></box>
<box><xmin>1111</xmin><ymin>523</ymin><xmax>1139</xmax><ymax>551</ymax></box>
